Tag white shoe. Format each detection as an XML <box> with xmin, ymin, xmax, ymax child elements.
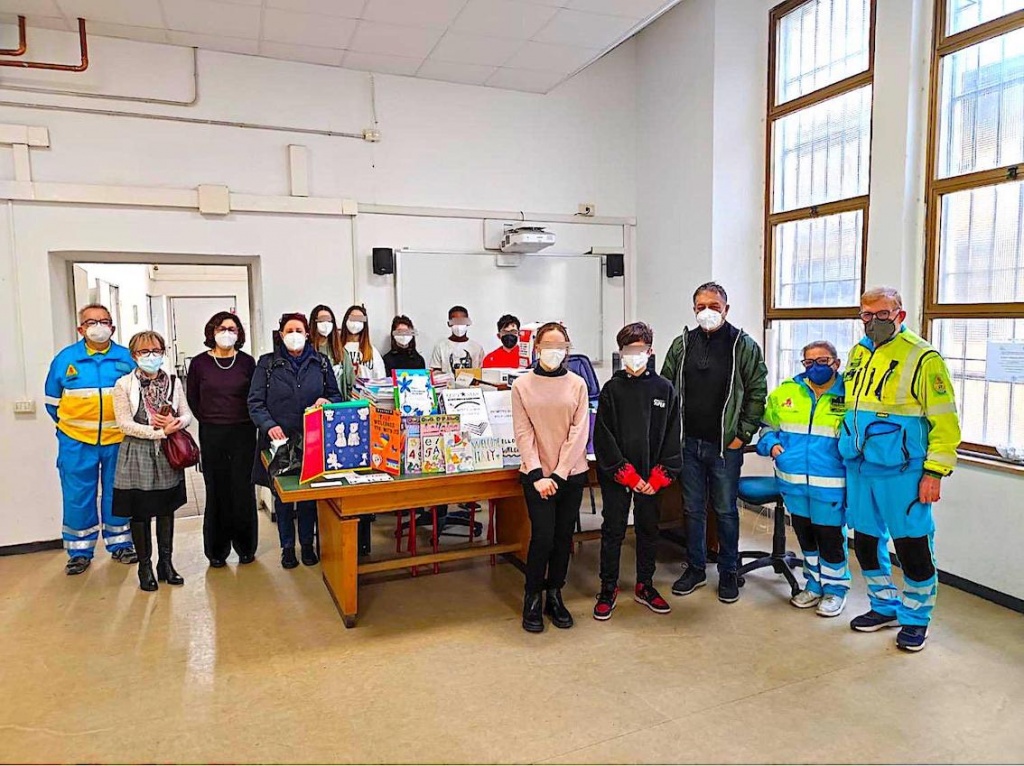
<box><xmin>790</xmin><ymin>589</ymin><xmax>821</xmax><ymax>609</ymax></box>
<box><xmin>816</xmin><ymin>593</ymin><xmax>847</xmax><ymax>618</ymax></box>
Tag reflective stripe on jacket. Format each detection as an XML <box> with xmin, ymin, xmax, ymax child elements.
<box><xmin>44</xmin><ymin>340</ymin><xmax>136</xmax><ymax>446</ymax></box>
<box><xmin>839</xmin><ymin>327</ymin><xmax>961</xmax><ymax>476</ymax></box>
<box><xmin>757</xmin><ymin>373</ymin><xmax>846</xmax><ymax>502</ymax></box>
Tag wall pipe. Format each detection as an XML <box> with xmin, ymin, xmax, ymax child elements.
<box><xmin>0</xmin><ymin>16</ymin><xmax>27</xmax><ymax>57</ymax></box>
<box><xmin>0</xmin><ymin>18</ymin><xmax>88</xmax><ymax>72</ymax></box>
<box><xmin>0</xmin><ymin>45</ymin><xmax>199</xmax><ymax>107</ymax></box>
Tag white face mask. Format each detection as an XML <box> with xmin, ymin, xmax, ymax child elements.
<box><xmin>346</xmin><ymin>320</ymin><xmax>365</xmax><ymax>335</ymax></box>
<box><xmin>317</xmin><ymin>321</ymin><xmax>334</xmax><ymax>338</ymax></box>
<box><xmin>539</xmin><ymin>349</ymin><xmax>566</xmax><ymax>369</ymax></box>
<box><xmin>84</xmin><ymin>324</ymin><xmax>112</xmax><ymax>344</ymax></box>
<box><xmin>283</xmin><ymin>332</ymin><xmax>306</xmax><ymax>352</ymax></box>
<box><xmin>393</xmin><ymin>333</ymin><xmax>413</xmax><ymax>347</ymax></box>
<box><xmin>215</xmin><ymin>331</ymin><xmax>238</xmax><ymax>349</ymax></box>
<box><xmin>696</xmin><ymin>308</ymin><xmax>724</xmax><ymax>332</ymax></box>
<box><xmin>622</xmin><ymin>353</ymin><xmax>648</xmax><ymax>373</ymax></box>
<box><xmin>450</xmin><ymin>324</ymin><xmax>468</xmax><ymax>338</ymax></box>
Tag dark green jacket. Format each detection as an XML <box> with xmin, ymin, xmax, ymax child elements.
<box><xmin>660</xmin><ymin>324</ymin><xmax>768</xmax><ymax>451</ymax></box>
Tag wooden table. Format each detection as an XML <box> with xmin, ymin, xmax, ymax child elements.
<box><xmin>273</xmin><ymin>468</ymin><xmax>534</xmax><ymax>627</ymax></box>
<box><xmin>272</xmin><ymin>465</ymin><xmax>710</xmax><ymax>628</ymax></box>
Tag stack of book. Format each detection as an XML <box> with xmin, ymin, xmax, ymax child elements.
<box><xmin>354</xmin><ymin>377</ymin><xmax>395</xmax><ymax>412</ymax></box>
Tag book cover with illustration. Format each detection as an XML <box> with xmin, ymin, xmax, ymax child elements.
<box><xmin>420</xmin><ymin>415</ymin><xmax>445</xmax><ymax>474</ymax></box>
<box><xmin>472</xmin><ymin>437</ymin><xmax>503</xmax><ymax>471</ymax></box>
<box><xmin>443</xmin><ymin>430</ymin><xmax>475</xmax><ymax>474</ymax></box>
<box><xmin>393</xmin><ymin>369</ymin><xmax>436</xmax><ymax>417</ymax></box>
<box><xmin>300</xmin><ymin>400</ymin><xmax>372</xmax><ymax>483</ymax></box>
<box><xmin>439</xmin><ymin>388</ymin><xmax>492</xmax><ymax>438</ymax></box>
<box><xmin>482</xmin><ymin>389</ymin><xmax>521</xmax><ymax>467</ymax></box>
<box><xmin>370</xmin><ymin>407</ymin><xmax>403</xmax><ymax>476</ymax></box>
<box><xmin>402</xmin><ymin>417</ymin><xmax>422</xmax><ymax>475</ymax></box>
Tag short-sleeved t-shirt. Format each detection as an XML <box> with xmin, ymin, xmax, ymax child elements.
<box><xmin>430</xmin><ymin>338</ymin><xmax>484</xmax><ymax>375</ymax></box>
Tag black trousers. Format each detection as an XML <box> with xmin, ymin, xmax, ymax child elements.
<box><xmin>599</xmin><ymin>477</ymin><xmax>660</xmax><ymax>587</ymax></box>
<box><xmin>198</xmin><ymin>423</ymin><xmax>258</xmax><ymax>561</ymax></box>
<box><xmin>523</xmin><ymin>479</ymin><xmax>585</xmax><ymax>594</ymax></box>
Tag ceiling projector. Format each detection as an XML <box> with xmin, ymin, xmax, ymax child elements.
<box><xmin>500</xmin><ymin>226</ymin><xmax>556</xmax><ymax>254</ymax></box>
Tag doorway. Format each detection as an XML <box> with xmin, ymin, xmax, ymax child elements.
<box><xmin>168</xmin><ymin>295</ymin><xmax>236</xmax><ymax>377</ymax></box>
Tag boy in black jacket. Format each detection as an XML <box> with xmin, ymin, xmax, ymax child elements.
<box><xmin>593</xmin><ymin>322</ymin><xmax>682</xmax><ymax>620</ymax></box>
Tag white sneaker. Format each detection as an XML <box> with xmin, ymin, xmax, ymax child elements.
<box><xmin>790</xmin><ymin>589</ymin><xmax>821</xmax><ymax>609</ymax></box>
<box><xmin>816</xmin><ymin>593</ymin><xmax>847</xmax><ymax>618</ymax></box>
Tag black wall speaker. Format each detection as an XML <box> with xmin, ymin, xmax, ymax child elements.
<box><xmin>606</xmin><ymin>253</ymin><xmax>624</xmax><ymax>278</ymax></box>
<box><xmin>372</xmin><ymin>247</ymin><xmax>395</xmax><ymax>275</ymax></box>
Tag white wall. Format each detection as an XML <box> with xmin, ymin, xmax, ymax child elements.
<box><xmin>635</xmin><ymin>0</ymin><xmax>1024</xmax><ymax>601</ymax></box>
<box><xmin>75</xmin><ymin>262</ymin><xmax>152</xmax><ymax>342</ymax></box>
<box><xmin>0</xmin><ymin>26</ymin><xmax>637</xmax><ymax>548</ymax></box>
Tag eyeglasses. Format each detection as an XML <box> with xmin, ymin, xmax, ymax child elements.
<box><xmin>134</xmin><ymin>349</ymin><xmax>163</xmax><ymax>359</ymax></box>
<box><xmin>81</xmin><ymin>319</ymin><xmax>113</xmax><ymax>328</ymax></box>
<box><xmin>859</xmin><ymin>309</ymin><xmax>900</xmax><ymax>322</ymax></box>
<box><xmin>801</xmin><ymin>357</ymin><xmax>835</xmax><ymax>368</ymax></box>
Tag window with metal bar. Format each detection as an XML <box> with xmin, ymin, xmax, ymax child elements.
<box><xmin>925</xmin><ymin>0</ymin><xmax>1024</xmax><ymax>453</ymax></box>
<box><xmin>765</xmin><ymin>0</ymin><xmax>875</xmax><ymax>384</ymax></box>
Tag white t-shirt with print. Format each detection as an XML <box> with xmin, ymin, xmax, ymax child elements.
<box><xmin>344</xmin><ymin>341</ymin><xmax>386</xmax><ymax>379</ymax></box>
<box><xmin>430</xmin><ymin>338</ymin><xmax>484</xmax><ymax>375</ymax></box>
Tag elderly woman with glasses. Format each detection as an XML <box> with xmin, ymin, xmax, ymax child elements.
<box><xmin>111</xmin><ymin>330</ymin><xmax>193</xmax><ymax>592</ymax></box>
<box><xmin>756</xmin><ymin>339</ymin><xmax>851</xmax><ymax>618</ymax></box>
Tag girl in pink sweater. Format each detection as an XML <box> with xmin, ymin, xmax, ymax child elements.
<box><xmin>511</xmin><ymin>322</ymin><xmax>591</xmax><ymax>633</ymax></box>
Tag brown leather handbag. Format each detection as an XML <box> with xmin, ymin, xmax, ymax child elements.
<box><xmin>162</xmin><ymin>377</ymin><xmax>200</xmax><ymax>470</ymax></box>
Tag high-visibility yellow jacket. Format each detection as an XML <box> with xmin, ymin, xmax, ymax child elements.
<box><xmin>44</xmin><ymin>339</ymin><xmax>136</xmax><ymax>446</ymax></box>
<box><xmin>839</xmin><ymin>327</ymin><xmax>961</xmax><ymax>477</ymax></box>
<box><xmin>757</xmin><ymin>373</ymin><xmax>846</xmax><ymax>502</ymax></box>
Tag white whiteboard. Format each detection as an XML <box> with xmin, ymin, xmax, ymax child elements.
<box><xmin>395</xmin><ymin>251</ymin><xmax>605</xmax><ymax>362</ymax></box>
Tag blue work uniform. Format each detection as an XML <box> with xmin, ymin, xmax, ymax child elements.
<box><xmin>44</xmin><ymin>339</ymin><xmax>136</xmax><ymax>558</ymax></box>
<box><xmin>840</xmin><ymin>327</ymin><xmax>960</xmax><ymax>626</ymax></box>
<box><xmin>758</xmin><ymin>373</ymin><xmax>850</xmax><ymax>596</ymax></box>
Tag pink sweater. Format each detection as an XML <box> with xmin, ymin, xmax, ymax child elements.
<box><xmin>511</xmin><ymin>370</ymin><xmax>590</xmax><ymax>480</ymax></box>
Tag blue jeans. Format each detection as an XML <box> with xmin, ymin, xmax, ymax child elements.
<box><xmin>680</xmin><ymin>437</ymin><xmax>743</xmax><ymax>574</ymax></box>
<box><xmin>275</xmin><ymin>497</ymin><xmax>316</xmax><ymax>549</ymax></box>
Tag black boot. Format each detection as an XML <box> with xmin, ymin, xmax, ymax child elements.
<box><xmin>544</xmin><ymin>588</ymin><xmax>574</xmax><ymax>629</ymax></box>
<box><xmin>131</xmin><ymin>519</ymin><xmax>157</xmax><ymax>592</ymax></box>
<box><xmin>155</xmin><ymin>516</ymin><xmax>184</xmax><ymax>586</ymax></box>
<box><xmin>522</xmin><ymin>592</ymin><xmax>544</xmax><ymax>633</ymax></box>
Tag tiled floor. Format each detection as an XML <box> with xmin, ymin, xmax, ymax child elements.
<box><xmin>2</xmin><ymin>509</ymin><xmax>1022</xmax><ymax>764</ymax></box>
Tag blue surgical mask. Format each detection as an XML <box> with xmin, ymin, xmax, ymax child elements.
<box><xmin>137</xmin><ymin>354</ymin><xmax>164</xmax><ymax>374</ymax></box>
<box><xmin>806</xmin><ymin>363</ymin><xmax>835</xmax><ymax>386</ymax></box>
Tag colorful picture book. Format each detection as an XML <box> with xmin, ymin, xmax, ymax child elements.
<box><xmin>420</xmin><ymin>414</ymin><xmax>459</xmax><ymax>474</ymax></box>
<box><xmin>482</xmin><ymin>389</ymin><xmax>520</xmax><ymax>467</ymax></box>
<box><xmin>443</xmin><ymin>430</ymin><xmax>475</xmax><ymax>474</ymax></box>
<box><xmin>439</xmin><ymin>388</ymin><xmax>492</xmax><ymax>438</ymax></box>
<box><xmin>370</xmin><ymin>407</ymin><xmax>403</xmax><ymax>476</ymax></box>
<box><xmin>393</xmin><ymin>369</ymin><xmax>436</xmax><ymax>417</ymax></box>
<box><xmin>402</xmin><ymin>417</ymin><xmax>422</xmax><ymax>475</ymax></box>
<box><xmin>472</xmin><ymin>437</ymin><xmax>504</xmax><ymax>471</ymax></box>
<box><xmin>300</xmin><ymin>400</ymin><xmax>372</xmax><ymax>483</ymax></box>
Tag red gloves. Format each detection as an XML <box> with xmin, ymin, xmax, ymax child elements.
<box><xmin>614</xmin><ymin>463</ymin><xmax>643</xmax><ymax>490</ymax></box>
<box><xmin>648</xmin><ymin>466</ymin><xmax>672</xmax><ymax>493</ymax></box>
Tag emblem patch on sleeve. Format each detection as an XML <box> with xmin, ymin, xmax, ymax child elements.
<box><xmin>932</xmin><ymin>375</ymin><xmax>948</xmax><ymax>395</ymax></box>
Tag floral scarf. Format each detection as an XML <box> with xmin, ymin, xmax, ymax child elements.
<box><xmin>137</xmin><ymin>369</ymin><xmax>172</xmax><ymax>419</ymax></box>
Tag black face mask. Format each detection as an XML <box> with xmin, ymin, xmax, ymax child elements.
<box><xmin>865</xmin><ymin>317</ymin><xmax>898</xmax><ymax>346</ymax></box>
<box><xmin>500</xmin><ymin>333</ymin><xmax>518</xmax><ymax>350</ymax></box>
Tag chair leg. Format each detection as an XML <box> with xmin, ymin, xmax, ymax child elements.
<box><xmin>409</xmin><ymin>508</ymin><xmax>418</xmax><ymax>577</ymax></box>
<box><xmin>488</xmin><ymin>500</ymin><xmax>497</xmax><ymax>566</ymax></box>
<box><xmin>431</xmin><ymin>506</ymin><xmax>440</xmax><ymax>575</ymax></box>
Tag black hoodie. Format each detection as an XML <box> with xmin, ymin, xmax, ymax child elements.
<box><xmin>593</xmin><ymin>368</ymin><xmax>682</xmax><ymax>487</ymax></box>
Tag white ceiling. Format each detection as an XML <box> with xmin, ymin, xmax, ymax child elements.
<box><xmin>0</xmin><ymin>0</ymin><xmax>679</xmax><ymax>93</ymax></box>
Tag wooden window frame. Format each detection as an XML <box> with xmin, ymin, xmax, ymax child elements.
<box><xmin>764</xmin><ymin>0</ymin><xmax>878</xmax><ymax>327</ymax></box>
<box><xmin>923</xmin><ymin>1</ymin><xmax>1024</xmax><ymax>455</ymax></box>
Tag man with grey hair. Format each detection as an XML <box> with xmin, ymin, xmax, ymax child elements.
<box><xmin>45</xmin><ymin>303</ymin><xmax>138</xmax><ymax>574</ymax></box>
<box><xmin>661</xmin><ymin>281</ymin><xmax>768</xmax><ymax>604</ymax></box>
<box><xmin>757</xmin><ymin>339</ymin><xmax>850</xmax><ymax>617</ymax></box>
<box><xmin>840</xmin><ymin>286</ymin><xmax>960</xmax><ymax>652</ymax></box>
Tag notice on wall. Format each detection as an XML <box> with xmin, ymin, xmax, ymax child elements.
<box><xmin>986</xmin><ymin>342</ymin><xmax>1024</xmax><ymax>383</ymax></box>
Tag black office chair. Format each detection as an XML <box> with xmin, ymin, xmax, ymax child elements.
<box><xmin>736</xmin><ymin>476</ymin><xmax>802</xmax><ymax>597</ymax></box>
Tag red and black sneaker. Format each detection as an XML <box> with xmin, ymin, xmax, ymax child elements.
<box><xmin>593</xmin><ymin>585</ymin><xmax>619</xmax><ymax>621</ymax></box>
<box><xmin>634</xmin><ymin>582</ymin><xmax>672</xmax><ymax>614</ymax></box>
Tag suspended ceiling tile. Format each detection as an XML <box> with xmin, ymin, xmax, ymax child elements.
<box><xmin>347</xmin><ymin>20</ymin><xmax>443</xmax><ymax>58</ymax></box>
<box><xmin>504</xmin><ymin>40</ymin><xmax>599</xmax><ymax>74</ymax></box>
<box><xmin>88</xmin><ymin>20</ymin><xmax>169</xmax><ymax>42</ymax></box>
<box><xmin>261</xmin><ymin>7</ymin><xmax>358</xmax><ymax>49</ymax></box>
<box><xmin>361</xmin><ymin>0</ymin><xmax>467</xmax><ymax>29</ymax></box>
<box><xmin>56</xmin><ymin>0</ymin><xmax>165</xmax><ymax>28</ymax></box>
<box><xmin>342</xmin><ymin>49</ymin><xmax>423</xmax><ymax>75</ymax></box>
<box><xmin>452</xmin><ymin>0</ymin><xmax>558</xmax><ymax>40</ymax></box>
<box><xmin>429</xmin><ymin>31</ymin><xmax>522</xmax><ymax>66</ymax></box>
<box><xmin>164</xmin><ymin>0</ymin><xmax>262</xmax><ymax>39</ymax></box>
<box><xmin>260</xmin><ymin>39</ymin><xmax>345</xmax><ymax>66</ymax></box>
<box><xmin>264</xmin><ymin>0</ymin><xmax>366</xmax><ymax>17</ymax></box>
<box><xmin>565</xmin><ymin>0</ymin><xmax>670</xmax><ymax>19</ymax></box>
<box><xmin>532</xmin><ymin>8</ymin><xmax>636</xmax><ymax>48</ymax></box>
<box><xmin>168</xmin><ymin>30</ymin><xmax>259</xmax><ymax>54</ymax></box>
<box><xmin>486</xmin><ymin>66</ymin><xmax>564</xmax><ymax>93</ymax></box>
<box><xmin>0</xmin><ymin>0</ymin><xmax>61</xmax><ymax>16</ymax></box>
